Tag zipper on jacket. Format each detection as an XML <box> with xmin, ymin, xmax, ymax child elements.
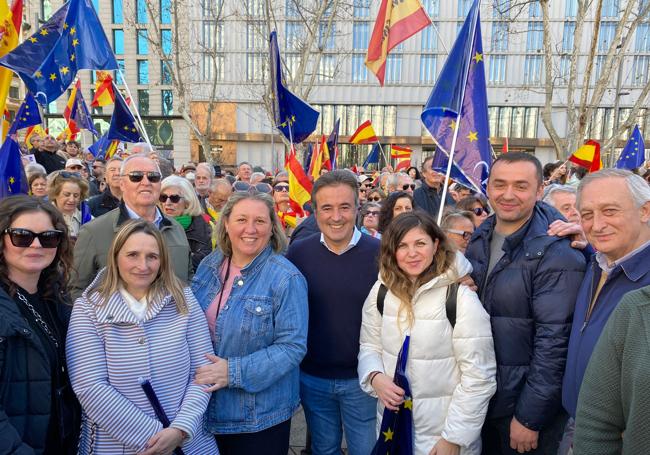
<box><xmin>580</xmin><ymin>263</ymin><xmax>599</xmax><ymax>333</ymax></box>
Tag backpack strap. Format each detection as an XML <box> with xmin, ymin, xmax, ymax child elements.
<box><xmin>445</xmin><ymin>283</ymin><xmax>459</xmax><ymax>328</ymax></box>
<box><xmin>376</xmin><ymin>284</ymin><xmax>388</xmax><ymax>316</ymax></box>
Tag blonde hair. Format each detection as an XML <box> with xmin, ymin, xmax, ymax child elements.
<box><xmin>47</xmin><ymin>171</ymin><xmax>89</xmax><ymax>202</ymax></box>
<box><xmin>91</xmin><ymin>219</ymin><xmax>188</xmax><ymax>314</ymax></box>
<box><xmin>215</xmin><ymin>192</ymin><xmax>288</xmax><ymax>257</ymax></box>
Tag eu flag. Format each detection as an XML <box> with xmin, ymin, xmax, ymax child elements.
<box><xmin>371</xmin><ymin>336</ymin><xmax>414</xmax><ymax>455</ymax></box>
<box><xmin>80</xmin><ymin>199</ymin><xmax>92</xmax><ymax>224</ymax></box>
<box><xmin>106</xmin><ymin>85</ymin><xmax>144</xmax><ymax>143</ymax></box>
<box><xmin>615</xmin><ymin>125</ymin><xmax>645</xmax><ymax>170</ymax></box>
<box><xmin>363</xmin><ymin>143</ymin><xmax>381</xmax><ymax>168</ymax></box>
<box><xmin>0</xmin><ymin>137</ymin><xmax>28</xmax><ymax>198</ymax></box>
<box><xmin>8</xmin><ymin>92</ymin><xmax>42</xmax><ymax>135</ymax></box>
<box><xmin>327</xmin><ymin>119</ymin><xmax>340</xmax><ymax>169</ymax></box>
<box><xmin>69</xmin><ymin>86</ymin><xmax>98</xmax><ymax>136</ymax></box>
<box><xmin>431</xmin><ymin>150</ymin><xmax>474</xmax><ymax>190</ymax></box>
<box><xmin>269</xmin><ymin>31</ymin><xmax>319</xmax><ymax>144</ymax></box>
<box><xmin>421</xmin><ymin>0</ymin><xmax>491</xmax><ymax>194</ymax></box>
<box><xmin>0</xmin><ymin>0</ymin><xmax>118</xmax><ymax>105</ymax></box>
<box><xmin>302</xmin><ymin>143</ymin><xmax>313</xmax><ymax>172</ymax></box>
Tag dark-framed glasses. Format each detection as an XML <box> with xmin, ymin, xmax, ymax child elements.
<box><xmin>4</xmin><ymin>228</ymin><xmax>63</xmax><ymax>248</ymax></box>
<box><xmin>159</xmin><ymin>194</ymin><xmax>183</xmax><ymax>203</ymax></box>
<box><xmin>364</xmin><ymin>211</ymin><xmax>380</xmax><ymax>217</ymax></box>
<box><xmin>402</xmin><ymin>184</ymin><xmax>416</xmax><ymax>191</ymax></box>
<box><xmin>472</xmin><ymin>207</ymin><xmax>489</xmax><ymax>216</ymax></box>
<box><xmin>124</xmin><ymin>171</ymin><xmax>162</xmax><ymax>183</ymax></box>
<box><xmin>273</xmin><ymin>184</ymin><xmax>289</xmax><ymax>193</ymax></box>
<box><xmin>368</xmin><ymin>196</ymin><xmax>382</xmax><ymax>202</ymax></box>
<box><xmin>232</xmin><ymin>181</ymin><xmax>273</xmax><ymax>194</ymax></box>
<box><xmin>446</xmin><ymin>228</ymin><xmax>473</xmax><ymax>241</ymax></box>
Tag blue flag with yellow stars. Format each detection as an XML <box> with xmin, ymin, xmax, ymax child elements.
<box><xmin>431</xmin><ymin>150</ymin><xmax>474</xmax><ymax>190</ymax></box>
<box><xmin>80</xmin><ymin>199</ymin><xmax>92</xmax><ymax>224</ymax></box>
<box><xmin>70</xmin><ymin>86</ymin><xmax>98</xmax><ymax>136</ymax></box>
<box><xmin>0</xmin><ymin>0</ymin><xmax>118</xmax><ymax>105</ymax></box>
<box><xmin>106</xmin><ymin>86</ymin><xmax>143</xmax><ymax>143</ymax></box>
<box><xmin>616</xmin><ymin>125</ymin><xmax>645</xmax><ymax>170</ymax></box>
<box><xmin>0</xmin><ymin>137</ymin><xmax>28</xmax><ymax>198</ymax></box>
<box><xmin>269</xmin><ymin>31</ymin><xmax>319</xmax><ymax>144</ymax></box>
<box><xmin>8</xmin><ymin>92</ymin><xmax>42</xmax><ymax>135</ymax></box>
<box><xmin>371</xmin><ymin>335</ymin><xmax>413</xmax><ymax>455</ymax></box>
<box><xmin>421</xmin><ymin>0</ymin><xmax>491</xmax><ymax>194</ymax></box>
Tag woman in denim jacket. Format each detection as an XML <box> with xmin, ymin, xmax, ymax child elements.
<box><xmin>192</xmin><ymin>191</ymin><xmax>308</xmax><ymax>455</ymax></box>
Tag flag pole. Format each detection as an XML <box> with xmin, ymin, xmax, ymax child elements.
<box><xmin>375</xmin><ymin>139</ymin><xmax>390</xmax><ymax>169</ymax></box>
<box><xmin>116</xmin><ymin>68</ymin><xmax>152</xmax><ymax>146</ymax></box>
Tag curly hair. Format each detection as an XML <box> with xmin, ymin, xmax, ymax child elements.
<box><xmin>377</xmin><ymin>191</ymin><xmax>414</xmax><ymax>234</ymax></box>
<box><xmin>380</xmin><ymin>211</ymin><xmax>456</xmax><ymax>329</ymax></box>
<box><xmin>0</xmin><ymin>195</ymin><xmax>72</xmax><ymax>299</ymax></box>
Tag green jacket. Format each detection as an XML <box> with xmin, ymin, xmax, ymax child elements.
<box><xmin>574</xmin><ymin>285</ymin><xmax>650</xmax><ymax>454</ymax></box>
<box><xmin>71</xmin><ymin>202</ymin><xmax>192</xmax><ymax>301</ymax></box>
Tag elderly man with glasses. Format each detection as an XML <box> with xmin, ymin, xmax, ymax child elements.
<box><xmin>71</xmin><ymin>154</ymin><xmax>191</xmax><ymax>300</ymax></box>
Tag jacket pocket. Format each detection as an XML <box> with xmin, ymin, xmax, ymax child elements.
<box><xmin>241</xmin><ymin>297</ymin><xmax>274</xmax><ymax>339</ymax></box>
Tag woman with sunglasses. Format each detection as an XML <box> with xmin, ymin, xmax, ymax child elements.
<box><xmin>66</xmin><ymin>220</ymin><xmax>217</xmax><ymax>454</ymax></box>
<box><xmin>367</xmin><ymin>188</ymin><xmax>386</xmax><ymax>204</ymax></box>
<box><xmin>378</xmin><ymin>191</ymin><xmax>415</xmax><ymax>234</ymax></box>
<box><xmin>0</xmin><ymin>195</ymin><xmax>80</xmax><ymax>453</ymax></box>
<box><xmin>360</xmin><ymin>202</ymin><xmax>382</xmax><ymax>239</ymax></box>
<box><xmin>191</xmin><ymin>192</ymin><xmax>308</xmax><ymax>455</ymax></box>
<box><xmin>456</xmin><ymin>195</ymin><xmax>490</xmax><ymax>229</ymax></box>
<box><xmin>48</xmin><ymin>170</ymin><xmax>89</xmax><ymax>238</ymax></box>
<box><xmin>160</xmin><ymin>175</ymin><xmax>213</xmax><ymax>270</ymax></box>
<box><xmin>358</xmin><ymin>211</ymin><xmax>496</xmax><ymax>455</ymax></box>
<box><xmin>272</xmin><ymin>179</ymin><xmax>301</xmax><ymax>236</ymax></box>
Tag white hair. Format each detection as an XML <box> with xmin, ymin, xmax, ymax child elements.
<box><xmin>119</xmin><ymin>153</ymin><xmax>162</xmax><ymax>175</ymax></box>
<box><xmin>543</xmin><ymin>184</ymin><xmax>576</xmax><ymax>207</ymax></box>
<box><xmin>196</xmin><ymin>162</ymin><xmax>215</xmax><ymax>178</ymax></box>
<box><xmin>160</xmin><ymin>175</ymin><xmax>203</xmax><ymax>216</ymax></box>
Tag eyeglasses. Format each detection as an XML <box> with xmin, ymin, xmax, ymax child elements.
<box><xmin>402</xmin><ymin>184</ymin><xmax>416</xmax><ymax>191</ymax></box>
<box><xmin>364</xmin><ymin>211</ymin><xmax>380</xmax><ymax>217</ymax></box>
<box><xmin>368</xmin><ymin>196</ymin><xmax>382</xmax><ymax>202</ymax></box>
<box><xmin>159</xmin><ymin>194</ymin><xmax>183</xmax><ymax>203</ymax></box>
<box><xmin>232</xmin><ymin>181</ymin><xmax>273</xmax><ymax>194</ymax></box>
<box><xmin>446</xmin><ymin>229</ymin><xmax>473</xmax><ymax>241</ymax></box>
<box><xmin>472</xmin><ymin>207</ymin><xmax>489</xmax><ymax>216</ymax></box>
<box><xmin>273</xmin><ymin>184</ymin><xmax>289</xmax><ymax>192</ymax></box>
<box><xmin>124</xmin><ymin>171</ymin><xmax>162</xmax><ymax>183</ymax></box>
<box><xmin>57</xmin><ymin>171</ymin><xmax>81</xmax><ymax>179</ymax></box>
<box><xmin>4</xmin><ymin>228</ymin><xmax>63</xmax><ymax>248</ymax></box>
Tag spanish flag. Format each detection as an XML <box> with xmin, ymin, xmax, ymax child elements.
<box><xmin>390</xmin><ymin>144</ymin><xmax>412</xmax><ymax>159</ymax></box>
<box><xmin>365</xmin><ymin>0</ymin><xmax>430</xmax><ymax>86</ymax></box>
<box><xmin>286</xmin><ymin>146</ymin><xmax>313</xmax><ymax>216</ymax></box>
<box><xmin>91</xmin><ymin>71</ymin><xmax>115</xmax><ymax>107</ymax></box>
<box><xmin>24</xmin><ymin>124</ymin><xmax>46</xmax><ymax>149</ymax></box>
<box><xmin>0</xmin><ymin>0</ymin><xmax>20</xmax><ymax>120</ymax></box>
<box><xmin>350</xmin><ymin>120</ymin><xmax>378</xmax><ymax>144</ymax></box>
<box><xmin>568</xmin><ymin>140</ymin><xmax>603</xmax><ymax>172</ymax></box>
<box><xmin>60</xmin><ymin>79</ymin><xmax>81</xmax><ymax>141</ymax></box>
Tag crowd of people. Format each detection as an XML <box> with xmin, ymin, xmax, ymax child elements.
<box><xmin>2</xmin><ymin>134</ymin><xmax>650</xmax><ymax>455</ymax></box>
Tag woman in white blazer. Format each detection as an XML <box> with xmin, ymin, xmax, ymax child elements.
<box><xmin>358</xmin><ymin>211</ymin><xmax>496</xmax><ymax>455</ymax></box>
<box><xmin>66</xmin><ymin>219</ymin><xmax>218</xmax><ymax>454</ymax></box>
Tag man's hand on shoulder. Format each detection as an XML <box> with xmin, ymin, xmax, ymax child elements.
<box><xmin>547</xmin><ymin>220</ymin><xmax>588</xmax><ymax>250</ymax></box>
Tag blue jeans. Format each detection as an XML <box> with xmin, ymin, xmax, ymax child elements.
<box><xmin>300</xmin><ymin>372</ymin><xmax>376</xmax><ymax>455</ymax></box>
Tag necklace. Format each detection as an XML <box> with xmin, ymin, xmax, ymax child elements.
<box><xmin>15</xmin><ymin>290</ymin><xmax>59</xmax><ymax>348</ymax></box>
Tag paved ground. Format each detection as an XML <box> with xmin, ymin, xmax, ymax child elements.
<box><xmin>289</xmin><ymin>407</ymin><xmax>348</xmax><ymax>455</ymax></box>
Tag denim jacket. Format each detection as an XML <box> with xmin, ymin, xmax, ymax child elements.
<box><xmin>191</xmin><ymin>245</ymin><xmax>308</xmax><ymax>434</ymax></box>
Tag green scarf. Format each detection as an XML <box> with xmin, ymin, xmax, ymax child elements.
<box><xmin>174</xmin><ymin>214</ymin><xmax>193</xmax><ymax>230</ymax></box>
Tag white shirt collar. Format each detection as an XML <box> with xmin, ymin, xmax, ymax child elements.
<box><xmin>596</xmin><ymin>238</ymin><xmax>650</xmax><ymax>274</ymax></box>
<box><xmin>119</xmin><ymin>286</ymin><xmax>148</xmax><ymax>322</ymax></box>
<box><xmin>320</xmin><ymin>227</ymin><xmax>362</xmax><ymax>255</ymax></box>
<box><xmin>124</xmin><ymin>202</ymin><xmax>163</xmax><ymax>228</ymax></box>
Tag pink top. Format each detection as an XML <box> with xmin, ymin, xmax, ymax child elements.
<box><xmin>205</xmin><ymin>260</ymin><xmax>242</xmax><ymax>338</ymax></box>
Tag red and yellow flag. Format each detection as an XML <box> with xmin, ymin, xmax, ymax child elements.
<box><xmin>286</xmin><ymin>146</ymin><xmax>313</xmax><ymax>216</ymax></box>
<box><xmin>91</xmin><ymin>71</ymin><xmax>115</xmax><ymax>107</ymax></box>
<box><xmin>390</xmin><ymin>144</ymin><xmax>412</xmax><ymax>159</ymax></box>
<box><xmin>60</xmin><ymin>79</ymin><xmax>81</xmax><ymax>141</ymax></box>
<box><xmin>25</xmin><ymin>124</ymin><xmax>46</xmax><ymax>149</ymax></box>
<box><xmin>365</xmin><ymin>0</ymin><xmax>430</xmax><ymax>86</ymax></box>
<box><xmin>0</xmin><ymin>0</ymin><xmax>20</xmax><ymax>121</ymax></box>
<box><xmin>350</xmin><ymin>120</ymin><xmax>378</xmax><ymax>144</ymax></box>
<box><xmin>568</xmin><ymin>140</ymin><xmax>603</xmax><ymax>172</ymax></box>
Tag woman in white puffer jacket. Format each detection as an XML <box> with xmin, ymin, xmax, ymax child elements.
<box><xmin>358</xmin><ymin>211</ymin><xmax>496</xmax><ymax>455</ymax></box>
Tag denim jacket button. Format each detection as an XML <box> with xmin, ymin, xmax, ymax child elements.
<box><xmin>224</xmin><ymin>305</ymin><xmax>229</xmax><ymax>310</ymax></box>
<box><xmin>256</xmin><ymin>306</ymin><xmax>262</xmax><ymax>313</ymax></box>
<box><xmin>237</xmin><ymin>280</ymin><xmax>244</xmax><ymax>286</ymax></box>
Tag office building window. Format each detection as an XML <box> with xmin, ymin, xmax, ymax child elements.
<box><xmin>115</xmin><ymin>59</ymin><xmax>125</xmax><ymax>84</ymax></box>
<box><xmin>137</xmin><ymin>29</ymin><xmax>148</xmax><ymax>55</ymax></box>
<box><xmin>161</xmin><ymin>90</ymin><xmax>173</xmax><ymax>115</ymax></box>
<box><xmin>420</xmin><ymin>55</ymin><xmax>437</xmax><ymax>83</ymax></box>
<box><xmin>285</xmin><ymin>21</ymin><xmax>304</xmax><ymax>51</ymax></box>
<box><xmin>160</xmin><ymin>0</ymin><xmax>171</xmax><ymax>24</ymax></box>
<box><xmin>491</xmin><ymin>21</ymin><xmax>508</xmax><ymax>51</ymax></box>
<box><xmin>602</xmin><ymin>0</ymin><xmax>619</xmax><ymax>17</ymax></box>
<box><xmin>565</xmin><ymin>0</ymin><xmax>578</xmax><ymax>17</ymax></box>
<box><xmin>523</xmin><ymin>55</ymin><xmax>543</xmax><ymax>84</ymax></box>
<box><xmin>246</xmin><ymin>23</ymin><xmax>265</xmax><ymax>49</ymax></box>
<box><xmin>385</xmin><ymin>55</ymin><xmax>402</xmax><ymax>84</ymax></box>
<box><xmin>529</xmin><ymin>1</ymin><xmax>541</xmax><ymax>17</ymax></box>
<box><xmin>488</xmin><ymin>106</ymin><xmax>538</xmax><ymax>138</ymax></box>
<box><xmin>636</xmin><ymin>23</ymin><xmax>650</xmax><ymax>51</ymax></box>
<box><xmin>422</xmin><ymin>0</ymin><xmax>439</xmax><ymax>17</ymax></box>
<box><xmin>421</xmin><ymin>25</ymin><xmax>437</xmax><ymax>50</ymax></box>
<box><xmin>352</xmin><ymin>22</ymin><xmax>369</xmax><ymax>50</ymax></box>
<box><xmin>458</xmin><ymin>0</ymin><xmax>472</xmax><ymax>16</ymax></box>
<box><xmin>137</xmin><ymin>0</ymin><xmax>148</xmax><ymax>23</ymax></box>
<box><xmin>137</xmin><ymin>60</ymin><xmax>149</xmax><ymax>84</ymax></box>
<box><xmin>562</xmin><ymin>22</ymin><xmax>575</xmax><ymax>51</ymax></box>
<box><xmin>351</xmin><ymin>54</ymin><xmax>367</xmax><ymax>83</ymax></box>
<box><xmin>318</xmin><ymin>55</ymin><xmax>336</xmax><ymax>81</ymax></box>
<box><xmin>246</xmin><ymin>53</ymin><xmax>264</xmax><ymax>81</ymax></box>
<box><xmin>138</xmin><ymin>89</ymin><xmax>149</xmax><ymax>115</ymax></box>
<box><xmin>598</xmin><ymin>22</ymin><xmax>617</xmax><ymax>51</ymax></box>
<box><xmin>493</xmin><ymin>0</ymin><xmax>510</xmax><ymax>18</ymax></box>
<box><xmin>285</xmin><ymin>53</ymin><xmax>300</xmax><ymax>80</ymax></box>
<box><xmin>92</xmin><ymin>0</ymin><xmax>99</xmax><ymax>12</ymax></box>
<box><xmin>526</xmin><ymin>21</ymin><xmax>543</xmax><ymax>51</ymax></box>
<box><xmin>286</xmin><ymin>0</ymin><xmax>299</xmax><ymax>17</ymax></box>
<box><xmin>112</xmin><ymin>0</ymin><xmax>123</xmax><ymax>23</ymax></box>
<box><xmin>319</xmin><ymin>22</ymin><xmax>336</xmax><ymax>49</ymax></box>
<box><xmin>202</xmin><ymin>21</ymin><xmax>223</xmax><ymax>49</ymax></box>
<box><xmin>202</xmin><ymin>54</ymin><xmax>224</xmax><ymax>81</ymax></box>
<box><xmin>244</xmin><ymin>0</ymin><xmax>264</xmax><ymax>16</ymax></box>
<box><xmin>595</xmin><ymin>55</ymin><xmax>606</xmax><ymax>80</ymax></box>
<box><xmin>632</xmin><ymin>55</ymin><xmax>650</xmax><ymax>86</ymax></box>
<box><xmin>559</xmin><ymin>55</ymin><xmax>571</xmax><ymax>84</ymax></box>
<box><xmin>161</xmin><ymin>60</ymin><xmax>173</xmax><ymax>84</ymax></box>
<box><xmin>113</xmin><ymin>29</ymin><xmax>124</xmax><ymax>55</ymax></box>
<box><xmin>161</xmin><ymin>30</ymin><xmax>172</xmax><ymax>55</ymax></box>
<box><xmin>489</xmin><ymin>54</ymin><xmax>507</xmax><ymax>84</ymax></box>
<box><xmin>353</xmin><ymin>0</ymin><xmax>370</xmax><ymax>17</ymax></box>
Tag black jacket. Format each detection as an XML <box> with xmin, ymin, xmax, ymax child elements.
<box><xmin>465</xmin><ymin>202</ymin><xmax>586</xmax><ymax>431</ymax></box>
<box><xmin>412</xmin><ymin>181</ymin><xmax>454</xmax><ymax>217</ymax></box>
<box><xmin>185</xmin><ymin>215</ymin><xmax>213</xmax><ymax>270</ymax></box>
<box><xmin>86</xmin><ymin>189</ymin><xmax>119</xmax><ymax>218</ymax></box>
<box><xmin>0</xmin><ymin>286</ymin><xmax>78</xmax><ymax>454</ymax></box>
<box><xmin>33</xmin><ymin>150</ymin><xmax>66</xmax><ymax>175</ymax></box>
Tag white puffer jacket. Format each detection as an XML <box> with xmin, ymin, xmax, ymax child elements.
<box><xmin>358</xmin><ymin>252</ymin><xmax>496</xmax><ymax>455</ymax></box>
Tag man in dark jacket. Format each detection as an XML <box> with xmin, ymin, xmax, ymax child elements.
<box><xmin>86</xmin><ymin>157</ymin><xmax>122</xmax><ymax>217</ymax></box>
<box><xmin>412</xmin><ymin>155</ymin><xmax>454</xmax><ymax>218</ymax></box>
<box><xmin>464</xmin><ymin>153</ymin><xmax>585</xmax><ymax>455</ymax></box>
<box><xmin>33</xmin><ymin>135</ymin><xmax>66</xmax><ymax>174</ymax></box>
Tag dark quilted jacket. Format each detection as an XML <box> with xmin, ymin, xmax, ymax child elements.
<box><xmin>465</xmin><ymin>202</ymin><xmax>586</xmax><ymax>431</ymax></box>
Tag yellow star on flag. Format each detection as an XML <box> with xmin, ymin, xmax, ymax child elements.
<box><xmin>70</xmin><ymin>54</ymin><xmax>76</xmax><ymax>61</ymax></box>
<box><xmin>72</xmin><ymin>38</ymin><xmax>79</xmax><ymax>46</ymax></box>
<box><xmin>28</xmin><ymin>37</ymin><xmax>38</xmax><ymax>43</ymax></box>
<box><xmin>60</xmin><ymin>66</ymin><xmax>70</xmax><ymax>75</ymax></box>
<box><xmin>34</xmin><ymin>70</ymin><xmax>43</xmax><ymax>78</ymax></box>
<box><xmin>467</xmin><ymin>131</ymin><xmax>478</xmax><ymax>142</ymax></box>
<box><xmin>473</xmin><ymin>52</ymin><xmax>483</xmax><ymax>63</ymax></box>
<box><xmin>382</xmin><ymin>428</ymin><xmax>394</xmax><ymax>442</ymax></box>
<box><xmin>8</xmin><ymin>177</ymin><xmax>14</xmax><ymax>184</ymax></box>
<box><xmin>450</xmin><ymin>119</ymin><xmax>457</xmax><ymax>131</ymax></box>
<box><xmin>403</xmin><ymin>397</ymin><xmax>413</xmax><ymax>410</ymax></box>
<box><xmin>63</xmin><ymin>23</ymin><xmax>68</xmax><ymax>29</ymax></box>
<box><xmin>49</xmin><ymin>73</ymin><xmax>57</xmax><ymax>81</ymax></box>
<box><xmin>70</xmin><ymin>27</ymin><xmax>76</xmax><ymax>35</ymax></box>
<box><xmin>124</xmin><ymin>125</ymin><xmax>130</xmax><ymax>130</ymax></box>
<box><xmin>39</xmin><ymin>28</ymin><xmax>48</xmax><ymax>36</ymax></box>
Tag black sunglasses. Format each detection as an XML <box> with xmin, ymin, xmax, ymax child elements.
<box><xmin>159</xmin><ymin>194</ymin><xmax>183</xmax><ymax>203</ymax></box>
<box><xmin>4</xmin><ymin>228</ymin><xmax>63</xmax><ymax>248</ymax></box>
<box><xmin>402</xmin><ymin>184</ymin><xmax>416</xmax><ymax>191</ymax></box>
<box><xmin>124</xmin><ymin>171</ymin><xmax>162</xmax><ymax>183</ymax></box>
<box><xmin>472</xmin><ymin>207</ymin><xmax>489</xmax><ymax>216</ymax></box>
<box><xmin>273</xmin><ymin>184</ymin><xmax>289</xmax><ymax>192</ymax></box>
<box><xmin>368</xmin><ymin>196</ymin><xmax>382</xmax><ymax>202</ymax></box>
<box><xmin>446</xmin><ymin>228</ymin><xmax>473</xmax><ymax>241</ymax></box>
<box><xmin>57</xmin><ymin>171</ymin><xmax>82</xmax><ymax>179</ymax></box>
<box><xmin>232</xmin><ymin>181</ymin><xmax>273</xmax><ymax>194</ymax></box>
